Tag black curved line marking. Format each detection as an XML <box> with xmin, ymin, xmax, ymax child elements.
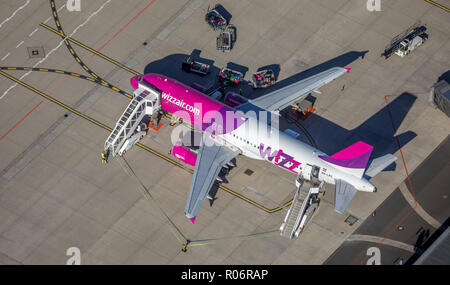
<box><xmin>40</xmin><ymin>23</ymin><xmax>141</xmax><ymax>76</ymax></box>
<box><xmin>48</xmin><ymin>0</ymin><xmax>132</xmax><ymax>99</ymax></box>
<box><xmin>0</xmin><ymin>66</ymin><xmax>130</xmax><ymax>98</ymax></box>
<box><xmin>35</xmin><ymin>1</ymin><xmax>292</xmax><ymax>214</ymax></box>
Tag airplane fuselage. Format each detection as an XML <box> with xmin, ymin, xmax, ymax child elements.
<box><xmin>132</xmin><ymin>74</ymin><xmax>376</xmax><ymax>193</ymax></box>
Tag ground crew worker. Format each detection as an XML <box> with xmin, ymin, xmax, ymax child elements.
<box><xmin>101</xmin><ymin>151</ymin><xmax>108</xmax><ymax>164</ymax></box>
<box><xmin>156</xmin><ymin>112</ymin><xmax>162</xmax><ymax>127</ymax></box>
<box><xmin>181</xmin><ymin>240</ymin><xmax>191</xmax><ymax>253</ymax></box>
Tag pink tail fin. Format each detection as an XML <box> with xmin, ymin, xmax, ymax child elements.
<box><xmin>319</xmin><ymin>141</ymin><xmax>373</xmax><ymax>178</ymax></box>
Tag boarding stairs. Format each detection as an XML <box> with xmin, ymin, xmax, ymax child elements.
<box><xmin>280</xmin><ymin>176</ymin><xmax>322</xmax><ymax>239</ymax></box>
<box><xmin>382</xmin><ymin>22</ymin><xmax>426</xmax><ymax>59</ymax></box>
<box><xmin>104</xmin><ymin>78</ymin><xmax>161</xmax><ymax>157</ymax></box>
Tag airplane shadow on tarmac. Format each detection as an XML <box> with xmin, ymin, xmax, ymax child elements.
<box><xmin>294</xmin><ymin>92</ymin><xmax>417</xmax><ymax>171</ymax></box>
<box><xmin>143</xmin><ymin>50</ymin><xmax>416</xmax><ymax>176</ymax></box>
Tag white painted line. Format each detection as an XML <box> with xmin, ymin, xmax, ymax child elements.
<box><xmin>43</xmin><ymin>17</ymin><xmax>52</xmax><ymax>24</ymax></box>
<box><xmin>29</xmin><ymin>28</ymin><xmax>39</xmax><ymax>37</ymax></box>
<box><xmin>0</xmin><ymin>0</ymin><xmax>31</xmax><ymax>30</ymax></box>
<box><xmin>0</xmin><ymin>0</ymin><xmax>112</xmax><ymax>100</ymax></box>
<box><xmin>15</xmin><ymin>41</ymin><xmax>24</xmax><ymax>48</ymax></box>
<box><xmin>1</xmin><ymin>53</ymin><xmax>11</xmax><ymax>61</ymax></box>
<box><xmin>57</xmin><ymin>3</ymin><xmax>67</xmax><ymax>12</ymax></box>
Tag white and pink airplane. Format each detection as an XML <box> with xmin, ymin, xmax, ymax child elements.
<box><xmin>113</xmin><ymin>67</ymin><xmax>396</xmax><ymax>224</ymax></box>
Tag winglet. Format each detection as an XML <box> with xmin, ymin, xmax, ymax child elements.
<box><xmin>189</xmin><ymin>218</ymin><xmax>196</xmax><ymax>224</ymax></box>
<box><xmin>345</xmin><ymin>67</ymin><xmax>352</xmax><ymax>73</ymax></box>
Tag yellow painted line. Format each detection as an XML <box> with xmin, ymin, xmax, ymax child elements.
<box><xmin>39</xmin><ymin>68</ymin><xmax>48</xmax><ymax>72</ymax></box>
<box><xmin>54</xmin><ymin>70</ymin><xmax>64</xmax><ymax>74</ymax></box>
<box><xmin>424</xmin><ymin>0</ymin><xmax>450</xmax><ymax>12</ymax></box>
<box><xmin>71</xmin><ymin>73</ymin><xmax>80</xmax><ymax>77</ymax></box>
<box><xmin>0</xmin><ymin>70</ymin><xmax>111</xmax><ymax>132</ymax></box>
<box><xmin>40</xmin><ymin>23</ymin><xmax>141</xmax><ymax>76</ymax></box>
<box><xmin>7</xmin><ymin>67</ymin><xmax>16</xmax><ymax>70</ymax></box>
<box><xmin>111</xmin><ymin>87</ymin><xmax>120</xmax><ymax>92</ymax></box>
<box><xmin>76</xmin><ymin>57</ymin><xmax>81</xmax><ymax>63</ymax></box>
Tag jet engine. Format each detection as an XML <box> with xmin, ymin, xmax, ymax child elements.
<box><xmin>171</xmin><ymin>142</ymin><xmax>197</xmax><ymax>166</ymax></box>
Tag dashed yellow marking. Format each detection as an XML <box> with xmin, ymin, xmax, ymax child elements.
<box><xmin>39</xmin><ymin>23</ymin><xmax>141</xmax><ymax>76</ymax></box>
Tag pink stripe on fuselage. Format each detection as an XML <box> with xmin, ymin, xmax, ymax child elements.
<box><xmin>131</xmin><ymin>74</ymin><xmax>247</xmax><ymax>134</ymax></box>
<box><xmin>329</xmin><ymin>141</ymin><xmax>373</xmax><ymax>159</ymax></box>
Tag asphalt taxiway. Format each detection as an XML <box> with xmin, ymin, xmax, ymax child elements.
<box><xmin>0</xmin><ymin>0</ymin><xmax>449</xmax><ymax>264</ymax></box>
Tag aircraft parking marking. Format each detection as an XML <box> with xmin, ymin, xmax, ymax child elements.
<box><xmin>0</xmin><ymin>100</ymin><xmax>44</xmax><ymax>142</ymax></box>
<box><xmin>0</xmin><ymin>0</ymin><xmax>112</xmax><ymax>100</ymax></box>
<box><xmin>0</xmin><ymin>0</ymin><xmax>31</xmax><ymax>30</ymax></box>
<box><xmin>40</xmin><ymin>23</ymin><xmax>141</xmax><ymax>76</ymax></box>
<box><xmin>0</xmin><ymin>66</ymin><xmax>132</xmax><ymax>99</ymax></box>
<box><xmin>1</xmin><ymin>53</ymin><xmax>11</xmax><ymax>61</ymax></box>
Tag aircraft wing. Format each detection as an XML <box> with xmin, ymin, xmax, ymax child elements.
<box><xmin>249</xmin><ymin>67</ymin><xmax>350</xmax><ymax>113</ymax></box>
<box><xmin>185</xmin><ymin>134</ymin><xmax>240</xmax><ymax>222</ymax></box>
<box><xmin>334</xmin><ymin>179</ymin><xmax>357</xmax><ymax>214</ymax></box>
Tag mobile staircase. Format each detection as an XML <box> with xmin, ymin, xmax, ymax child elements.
<box><xmin>280</xmin><ymin>174</ymin><xmax>322</xmax><ymax>239</ymax></box>
<box><xmin>104</xmin><ymin>77</ymin><xmax>162</xmax><ymax>157</ymax></box>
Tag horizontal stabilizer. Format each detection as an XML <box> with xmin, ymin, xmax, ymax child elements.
<box><xmin>365</xmin><ymin>154</ymin><xmax>398</xmax><ymax>178</ymax></box>
<box><xmin>334</xmin><ymin>179</ymin><xmax>357</xmax><ymax>214</ymax></box>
